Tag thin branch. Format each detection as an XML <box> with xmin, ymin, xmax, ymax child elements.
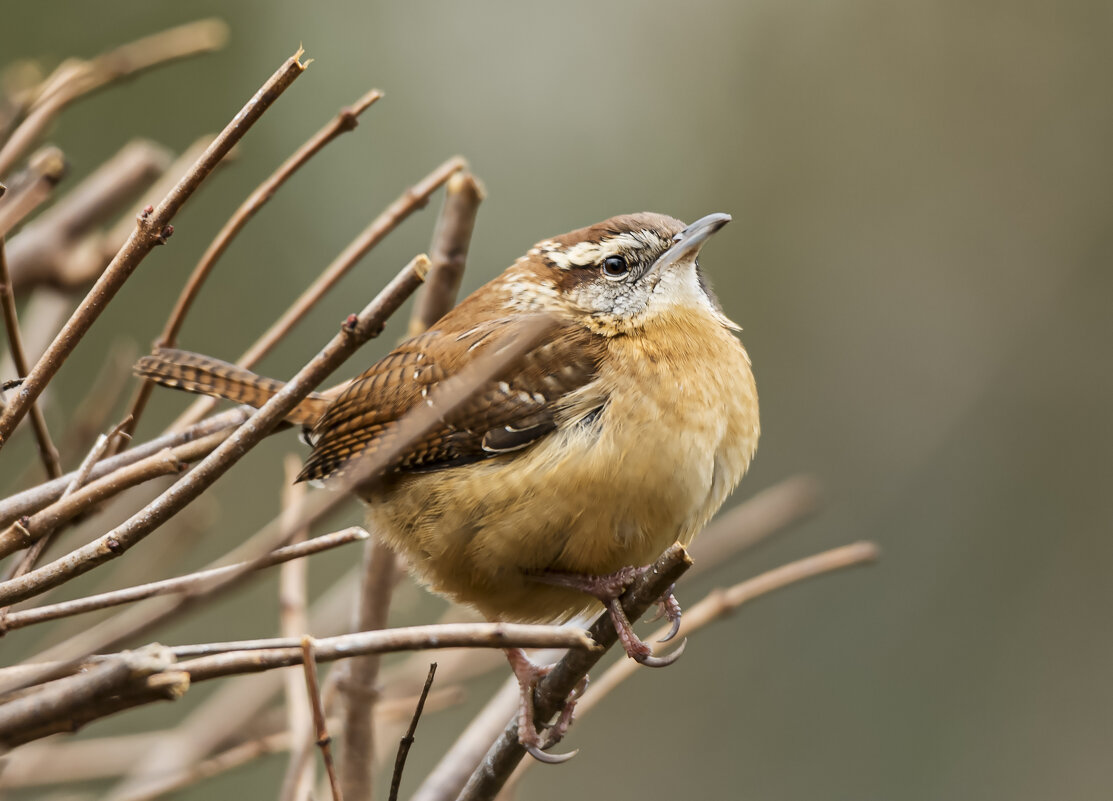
<box><xmin>0</xmin><ymin>19</ymin><xmax>228</xmax><ymax>176</ymax></box>
<box><xmin>409</xmin><ymin>171</ymin><xmax>484</xmax><ymax>335</ymax></box>
<box><xmin>338</xmin><ymin>538</ymin><xmax>398</xmax><ymax>801</ymax></box>
<box><xmin>456</xmin><ymin>544</ymin><xmax>692</xmax><ymax>801</ymax></box>
<box><xmin>279</xmin><ymin>457</ymin><xmax>315</xmax><ymax>801</ymax></box>
<box><xmin>0</xmin><ymin>252</ymin><xmax>422</xmax><ymax>608</ymax></box>
<box><xmin>171</xmin><ymin>156</ymin><xmax>467</xmax><ymax>431</ymax></box>
<box><xmin>123</xmin><ymin>88</ymin><xmax>384</xmax><ymax>439</ymax></box>
<box><xmin>503</xmin><ymin>541</ymin><xmax>881</xmax><ymax>792</ymax></box>
<box><xmin>4</xmin><ymin>140</ymin><xmax>171</xmax><ymax>291</ymax></box>
<box><xmin>301</xmin><ymin>637</ymin><xmax>343</xmax><ymax>801</ymax></box>
<box><xmin>388</xmin><ymin>662</ymin><xmax>437</xmax><ymax>801</ymax></box>
<box><xmin>0</xmin><ymin>625</ymin><xmax>594</xmax><ymax>749</ymax></box>
<box><xmin>0</xmin><ymin>236</ymin><xmax>61</xmax><ymax>480</ymax></box>
<box><xmin>174</xmin><ymin>624</ymin><xmax>595</xmax><ymax>682</ymax></box>
<box><xmin>0</xmin><ymin>415</ymin><xmax>132</xmax><ymax>585</ymax></box>
<box><xmin>0</xmin><ymin>407</ymin><xmax>249</xmax><ymax>529</ymax></box>
<box><xmin>0</xmin><ymin>146</ymin><xmax>67</xmax><ymax>236</ymax></box>
<box><xmin>0</xmin><ymin>527</ymin><xmax>368</xmax><ymax>633</ymax></box>
<box><xmin>0</xmin><ymin>47</ymin><xmax>308</xmax><ymax>450</ymax></box>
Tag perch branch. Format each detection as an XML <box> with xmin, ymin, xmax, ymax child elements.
<box><xmin>457</xmin><ymin>543</ymin><xmax>693</xmax><ymax>801</ymax></box>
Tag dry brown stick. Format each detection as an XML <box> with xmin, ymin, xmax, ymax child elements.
<box><xmin>0</xmin><ymin>47</ymin><xmax>308</xmax><ymax>450</ymax></box>
<box><xmin>174</xmin><ymin>624</ymin><xmax>595</xmax><ymax>682</ymax></box>
<box><xmin>686</xmin><ymin>475</ymin><xmax>823</xmax><ymax>578</ymax></box>
<box><xmin>1</xmin><ymin>624</ymin><xmax>594</xmax><ymax>748</ymax></box>
<box><xmin>388</xmin><ymin>662</ymin><xmax>437</xmax><ymax>801</ymax></box>
<box><xmin>502</xmin><ymin>541</ymin><xmax>881</xmax><ymax>793</ymax></box>
<box><xmin>279</xmin><ymin>457</ymin><xmax>316</xmax><ymax>801</ymax></box>
<box><xmin>5</xmin><ymin>140</ymin><xmax>171</xmax><ymax>291</ymax></box>
<box><xmin>301</xmin><ymin>638</ymin><xmax>343</xmax><ymax>801</ymax></box>
<box><xmin>0</xmin><ymin>415</ymin><xmax>132</xmax><ymax>585</ymax></box>
<box><xmin>0</xmin><ymin>407</ymin><xmax>249</xmax><ymax>528</ymax></box>
<box><xmin>123</xmin><ymin>89</ymin><xmax>384</xmax><ymax>439</ymax></box>
<box><xmin>0</xmin><ymin>437</ymin><xmax>203</xmax><ymax>560</ymax></box>
<box><xmin>170</xmin><ymin>155</ymin><xmax>467</xmax><ymax>431</ymax></box>
<box><xmin>0</xmin><ymin>146</ymin><xmax>67</xmax><ymax>237</ymax></box>
<box><xmin>0</xmin><ymin>236</ymin><xmax>61</xmax><ymax>481</ymax></box>
<box><xmin>0</xmin><ymin>19</ymin><xmax>228</xmax><ymax>176</ymax></box>
<box><xmin>0</xmin><ymin>251</ymin><xmax>420</xmax><ymax>608</ymax></box>
<box><xmin>0</xmin><ymin>644</ymin><xmax>174</xmax><ymax>745</ymax></box>
<box><xmin>456</xmin><ymin>544</ymin><xmax>693</xmax><ymax>801</ymax></box>
<box><xmin>409</xmin><ymin>171</ymin><xmax>484</xmax><ymax>335</ymax></box>
<box><xmin>339</xmin><ymin>174</ymin><xmax>479</xmax><ymax>800</ymax></box>
<box><xmin>0</xmin><ymin>528</ymin><xmax>368</xmax><ymax>634</ymax></box>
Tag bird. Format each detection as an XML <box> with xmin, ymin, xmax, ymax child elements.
<box><xmin>135</xmin><ymin>211</ymin><xmax>760</xmax><ymax>760</ymax></box>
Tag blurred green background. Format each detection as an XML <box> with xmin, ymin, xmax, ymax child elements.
<box><xmin>3</xmin><ymin>0</ymin><xmax>1112</xmax><ymax>799</ymax></box>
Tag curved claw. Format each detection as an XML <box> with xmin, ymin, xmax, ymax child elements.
<box><xmin>658</xmin><ymin>612</ymin><xmax>682</xmax><ymax>643</ymax></box>
<box><xmin>636</xmin><ymin>637</ymin><xmax>688</xmax><ymax>668</ymax></box>
<box><xmin>525</xmin><ymin>743</ymin><xmax>579</xmax><ymax>764</ymax></box>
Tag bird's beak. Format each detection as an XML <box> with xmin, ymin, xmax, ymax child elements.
<box><xmin>649</xmin><ymin>212</ymin><xmax>731</xmax><ymax>275</ymax></box>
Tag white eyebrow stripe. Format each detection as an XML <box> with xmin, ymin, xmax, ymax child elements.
<box><xmin>542</xmin><ymin>230</ymin><xmax>664</xmax><ymax>270</ymax></box>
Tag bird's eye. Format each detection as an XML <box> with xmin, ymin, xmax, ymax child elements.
<box><xmin>601</xmin><ymin>255</ymin><xmax>629</xmax><ymax>280</ymax></box>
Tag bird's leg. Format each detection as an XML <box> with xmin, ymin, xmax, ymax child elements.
<box><xmin>530</xmin><ymin>567</ymin><xmax>686</xmax><ymax>667</ymax></box>
<box><xmin>504</xmin><ymin>647</ymin><xmax>584</xmax><ymax>763</ymax></box>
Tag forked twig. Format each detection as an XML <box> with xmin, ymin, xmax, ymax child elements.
<box><xmin>300</xmin><ymin>637</ymin><xmax>343</xmax><ymax>801</ymax></box>
<box><xmin>389</xmin><ymin>663</ymin><xmax>438</xmax><ymax>801</ymax></box>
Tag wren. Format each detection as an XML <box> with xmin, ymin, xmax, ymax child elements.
<box><xmin>136</xmin><ymin>211</ymin><xmax>760</xmax><ymax>759</ymax></box>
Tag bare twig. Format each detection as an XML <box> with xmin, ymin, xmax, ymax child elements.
<box><xmin>0</xmin><ymin>407</ymin><xmax>249</xmax><ymax>529</ymax></box>
<box><xmin>0</xmin><ymin>236</ymin><xmax>61</xmax><ymax>480</ymax></box>
<box><xmin>0</xmin><ymin>146</ymin><xmax>66</xmax><ymax>236</ymax></box>
<box><xmin>5</xmin><ymin>140</ymin><xmax>171</xmax><ymax>291</ymax></box>
<box><xmin>0</xmin><ymin>442</ymin><xmax>189</xmax><ymax>560</ymax></box>
<box><xmin>0</xmin><ymin>47</ymin><xmax>308</xmax><ymax>450</ymax></box>
<box><xmin>0</xmin><ymin>253</ymin><xmax>422</xmax><ymax>608</ymax></box>
<box><xmin>124</xmin><ymin>88</ymin><xmax>384</xmax><ymax>438</ymax></box>
<box><xmin>279</xmin><ymin>457</ymin><xmax>315</xmax><ymax>801</ymax></box>
<box><xmin>171</xmin><ymin>156</ymin><xmax>467</xmax><ymax>431</ymax></box>
<box><xmin>409</xmin><ymin>171</ymin><xmax>484</xmax><ymax>335</ymax></box>
<box><xmin>388</xmin><ymin>662</ymin><xmax>437</xmax><ymax>801</ymax></box>
<box><xmin>456</xmin><ymin>544</ymin><xmax>691</xmax><ymax>801</ymax></box>
<box><xmin>1</xmin><ymin>415</ymin><xmax>131</xmax><ymax>585</ymax></box>
<box><xmin>338</xmin><ymin>538</ymin><xmax>398</xmax><ymax>801</ymax></box>
<box><xmin>0</xmin><ymin>644</ymin><xmax>174</xmax><ymax>745</ymax></box>
<box><xmin>0</xmin><ymin>19</ymin><xmax>228</xmax><ymax>176</ymax></box>
<box><xmin>301</xmin><ymin>638</ymin><xmax>343</xmax><ymax>801</ymax></box>
<box><xmin>0</xmin><ymin>528</ymin><xmax>368</xmax><ymax>633</ymax></box>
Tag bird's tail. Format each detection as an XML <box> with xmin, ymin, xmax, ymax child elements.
<box><xmin>134</xmin><ymin>347</ymin><xmax>330</xmax><ymax>426</ymax></box>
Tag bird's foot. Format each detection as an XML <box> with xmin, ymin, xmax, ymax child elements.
<box><xmin>505</xmin><ymin>648</ymin><xmax>585</xmax><ymax>763</ymax></box>
<box><xmin>530</xmin><ymin>567</ymin><xmax>687</xmax><ymax>667</ymax></box>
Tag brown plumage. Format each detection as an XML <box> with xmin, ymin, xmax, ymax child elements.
<box><xmin>138</xmin><ymin>212</ymin><xmax>759</xmax><ymax>625</ymax></box>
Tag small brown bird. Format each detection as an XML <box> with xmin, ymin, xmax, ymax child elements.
<box><xmin>137</xmin><ymin>211</ymin><xmax>759</xmax><ymax>758</ymax></box>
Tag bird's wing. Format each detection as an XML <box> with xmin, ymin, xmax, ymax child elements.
<box><xmin>296</xmin><ymin>317</ymin><xmax>603</xmax><ymax>482</ymax></box>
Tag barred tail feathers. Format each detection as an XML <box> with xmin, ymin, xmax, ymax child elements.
<box><xmin>134</xmin><ymin>347</ymin><xmax>329</xmax><ymax>426</ymax></box>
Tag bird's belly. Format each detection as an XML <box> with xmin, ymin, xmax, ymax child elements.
<box><xmin>366</xmin><ymin>339</ymin><xmax>758</xmax><ymax>622</ymax></box>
